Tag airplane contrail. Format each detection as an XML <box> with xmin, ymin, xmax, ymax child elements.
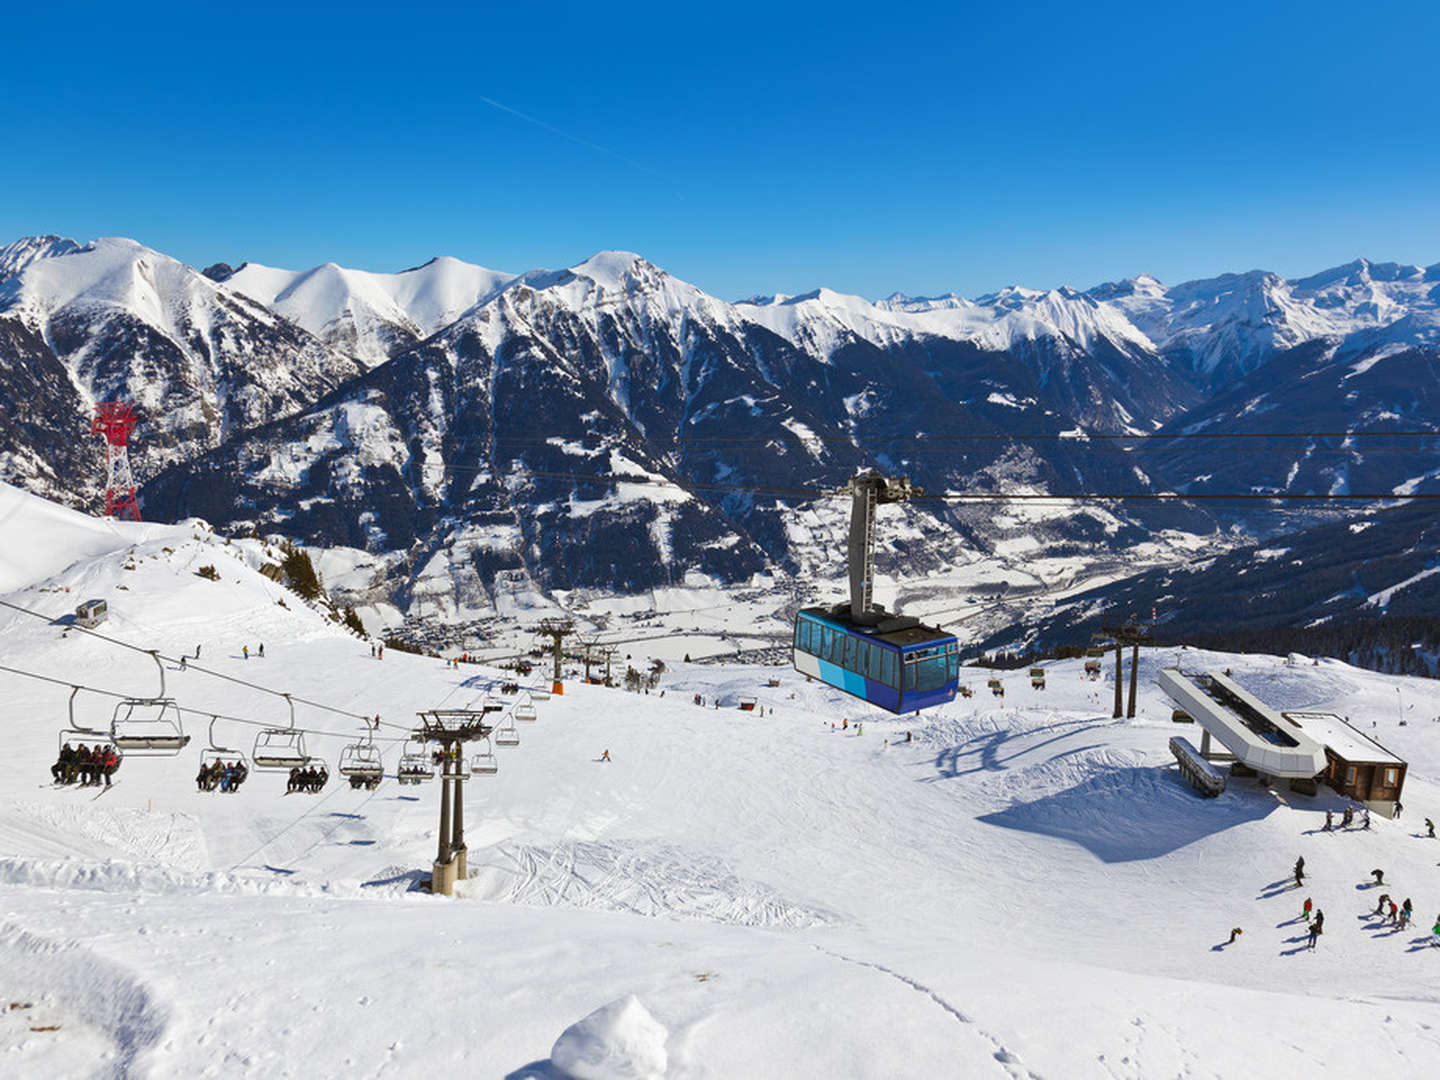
<box><xmin>479</xmin><ymin>96</ymin><xmax>667</xmax><ymax>180</ymax></box>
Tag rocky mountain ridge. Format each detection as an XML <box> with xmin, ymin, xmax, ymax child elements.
<box><xmin>4</xmin><ymin>234</ymin><xmax>1439</xmax><ymax>639</ymax></box>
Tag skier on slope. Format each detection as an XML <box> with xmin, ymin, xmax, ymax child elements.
<box><xmin>1307</xmin><ymin>921</ymin><xmax>1322</xmax><ymax>950</ymax></box>
<box><xmin>1293</xmin><ymin>856</ymin><xmax>1306</xmax><ymax>886</ymax></box>
<box><xmin>1372</xmin><ymin>868</ymin><xmax>1385</xmax><ymax>886</ymax></box>
<box><xmin>1426</xmin><ymin>818</ymin><xmax>1436</xmax><ymax>839</ymax></box>
<box><xmin>1375</xmin><ymin>892</ymin><xmax>1390</xmax><ymax>916</ymax></box>
<box><xmin>1302</xmin><ymin>897</ymin><xmax>1313</xmax><ymax>923</ymax></box>
<box><xmin>1323</xmin><ymin>810</ymin><xmax>1333</xmax><ymax>831</ymax></box>
<box><xmin>601</xmin><ymin>749</ymin><xmax>611</xmax><ymax>763</ymax></box>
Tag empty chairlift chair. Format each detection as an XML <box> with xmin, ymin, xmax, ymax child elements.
<box><xmin>105</xmin><ymin>651</ymin><xmax>190</xmax><ymax>756</ymax></box>
<box><xmin>471</xmin><ymin>737</ymin><xmax>499</xmax><ymax>776</ymax></box>
<box><xmin>494</xmin><ymin>713</ymin><xmax>520</xmax><ymax>748</ymax></box>
<box><xmin>251</xmin><ymin>694</ymin><xmax>310</xmax><ymax>771</ymax></box>
<box><xmin>512</xmin><ymin>693</ymin><xmax>538</xmax><ymax>723</ymax></box>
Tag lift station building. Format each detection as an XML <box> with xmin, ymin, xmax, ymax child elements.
<box><xmin>1158</xmin><ymin>668</ymin><xmax>1408</xmax><ymax>815</ymax></box>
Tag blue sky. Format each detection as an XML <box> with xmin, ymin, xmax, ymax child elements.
<box><xmin>4</xmin><ymin>1</ymin><xmax>1438</xmax><ymax>300</ymax></box>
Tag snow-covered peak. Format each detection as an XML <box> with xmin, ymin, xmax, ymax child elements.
<box><xmin>735</xmin><ymin>278</ymin><xmax>1153</xmax><ymax>358</ymax></box>
<box><xmin>0</xmin><ymin>236</ymin><xmax>231</xmax><ymax>343</ymax></box>
<box><xmin>874</xmin><ymin>291</ymin><xmax>980</xmax><ymax>314</ymax></box>
<box><xmin>566</xmin><ymin>249</ymin><xmax>653</xmax><ymax>291</ymax></box>
<box><xmin>0</xmin><ymin>234</ymin><xmax>83</xmax><ymax>283</ymax></box>
<box><xmin>224</xmin><ymin>254</ymin><xmax>516</xmax><ymax>363</ymax></box>
<box><xmin>1093</xmin><ymin>260</ymin><xmax>1440</xmax><ymax>380</ymax></box>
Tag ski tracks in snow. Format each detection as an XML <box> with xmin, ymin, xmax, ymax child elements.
<box><xmin>462</xmin><ymin>838</ymin><xmax>834</xmax><ymax>928</ymax></box>
<box><xmin>810</xmin><ymin>945</ymin><xmax>1042</xmax><ymax>1080</ymax></box>
<box><xmin>0</xmin><ymin>920</ymin><xmax>170</xmax><ymax>1079</ymax></box>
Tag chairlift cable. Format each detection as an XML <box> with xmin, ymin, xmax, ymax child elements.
<box><xmin>0</xmin><ymin>661</ymin><xmax>410</xmax><ymax>744</ymax></box>
<box><xmin>0</xmin><ymin>598</ymin><xmax>406</xmax><ymax>729</ymax></box>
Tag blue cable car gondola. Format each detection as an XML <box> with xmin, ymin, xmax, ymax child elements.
<box><xmin>792</xmin><ymin>472</ymin><xmax>958</xmax><ymax>714</ymax></box>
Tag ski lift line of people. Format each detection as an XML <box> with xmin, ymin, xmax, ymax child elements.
<box><xmin>433</xmin><ymin>465</ymin><xmax>1436</xmax><ymax>507</ymax></box>
<box><xmin>0</xmin><ymin>597</ymin><xmax>396</xmax><ymax>729</ymax></box>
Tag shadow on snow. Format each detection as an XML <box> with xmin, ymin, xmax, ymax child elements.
<box><xmin>977</xmin><ymin>766</ymin><xmax>1279</xmax><ymax>862</ymax></box>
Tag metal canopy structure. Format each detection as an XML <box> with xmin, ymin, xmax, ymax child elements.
<box><xmin>1158</xmin><ymin>668</ymin><xmax>1327</xmax><ymax>779</ymax></box>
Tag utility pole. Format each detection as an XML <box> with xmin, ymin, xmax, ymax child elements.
<box><xmin>537</xmin><ymin>618</ymin><xmax>575</xmax><ymax>696</ymax></box>
<box><xmin>416</xmin><ymin>706</ymin><xmax>501</xmax><ymax>896</ymax></box>
<box><xmin>1102</xmin><ymin>623</ymin><xmax>1152</xmax><ymax>719</ymax></box>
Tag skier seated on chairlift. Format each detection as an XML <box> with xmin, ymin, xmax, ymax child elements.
<box><xmin>100</xmin><ymin>745</ymin><xmax>118</xmax><ymax>786</ymax></box>
<box><xmin>52</xmin><ymin>743</ymin><xmax>76</xmax><ymax>784</ymax></box>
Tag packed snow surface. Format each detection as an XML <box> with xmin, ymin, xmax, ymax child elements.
<box><xmin>3</xmin><ymin>482</ymin><xmax>1440</xmax><ymax>1076</ymax></box>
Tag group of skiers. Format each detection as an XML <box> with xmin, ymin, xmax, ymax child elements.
<box><xmin>1321</xmin><ymin>805</ymin><xmax>1371</xmax><ymax>831</ymax></box>
<box><xmin>1371</xmin><ymin>893</ymin><xmax>1416</xmax><ymax>929</ymax></box>
<box><xmin>1281</xmin><ymin>850</ymin><xmax>1440</xmax><ymax>949</ymax></box>
<box><xmin>50</xmin><ymin>742</ymin><xmax>119</xmax><ymax>787</ymax></box>
<box><xmin>286</xmin><ymin>764</ymin><xmax>329</xmax><ymax>793</ymax></box>
<box><xmin>195</xmin><ymin>759</ymin><xmax>248</xmax><ymax>793</ymax></box>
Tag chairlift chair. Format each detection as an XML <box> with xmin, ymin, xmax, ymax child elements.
<box><xmin>397</xmin><ymin>736</ymin><xmax>435</xmax><ymax>785</ymax></box>
<box><xmin>528</xmin><ymin>685</ymin><xmax>551</xmax><ymax>701</ymax></box>
<box><xmin>251</xmin><ymin>694</ymin><xmax>311</xmax><ymax>770</ymax></box>
<box><xmin>199</xmin><ymin>716</ymin><xmax>250</xmax><ymax>791</ymax></box>
<box><xmin>470</xmin><ymin>738</ymin><xmax>499</xmax><ymax>776</ymax></box>
<box><xmin>339</xmin><ymin>743</ymin><xmax>384</xmax><ymax>787</ymax></box>
<box><xmin>110</xmin><ymin>698</ymin><xmax>190</xmax><ymax>756</ymax></box>
<box><xmin>104</xmin><ymin>651</ymin><xmax>189</xmax><ymax>756</ymax></box>
<box><xmin>494</xmin><ymin>714</ymin><xmax>520</xmax><ymax>747</ymax></box>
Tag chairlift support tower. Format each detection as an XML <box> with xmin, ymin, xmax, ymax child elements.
<box><xmin>416</xmin><ymin>706</ymin><xmax>501</xmax><ymax>895</ymax></box>
<box><xmin>1100</xmin><ymin>623</ymin><xmax>1151</xmax><ymax>719</ymax></box>
<box><xmin>537</xmin><ymin>618</ymin><xmax>574</xmax><ymax>695</ymax></box>
<box><xmin>91</xmin><ymin>401</ymin><xmax>141</xmax><ymax>521</ymax></box>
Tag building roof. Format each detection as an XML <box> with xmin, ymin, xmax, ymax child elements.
<box><xmin>799</xmin><ymin>606</ymin><xmax>954</xmax><ymax>649</ymax></box>
<box><xmin>1282</xmin><ymin>712</ymin><xmax>1404</xmax><ymax>767</ymax></box>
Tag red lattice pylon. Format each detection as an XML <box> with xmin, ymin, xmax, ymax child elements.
<box><xmin>91</xmin><ymin>401</ymin><xmax>141</xmax><ymax>521</ymax></box>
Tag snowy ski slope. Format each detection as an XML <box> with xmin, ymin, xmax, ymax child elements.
<box><xmin>2</xmin><ymin>481</ymin><xmax>1439</xmax><ymax>1078</ymax></box>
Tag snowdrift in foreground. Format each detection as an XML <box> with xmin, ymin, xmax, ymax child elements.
<box><xmin>550</xmin><ymin>995</ymin><xmax>669</xmax><ymax>1080</ymax></box>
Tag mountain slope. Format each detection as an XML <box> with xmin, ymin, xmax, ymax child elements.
<box><xmin>0</xmin><ymin>237</ymin><xmax>364</xmax><ymax>505</ymax></box>
<box><xmin>217</xmin><ymin>255</ymin><xmax>515</xmax><ymax>366</ymax></box>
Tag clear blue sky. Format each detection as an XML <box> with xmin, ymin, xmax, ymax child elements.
<box><xmin>4</xmin><ymin>1</ymin><xmax>1438</xmax><ymax>300</ymax></box>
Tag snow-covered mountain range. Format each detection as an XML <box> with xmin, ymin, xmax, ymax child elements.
<box><xmin>3</xmin><ymin>234</ymin><xmax>1438</xmax><ymax>638</ymax></box>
